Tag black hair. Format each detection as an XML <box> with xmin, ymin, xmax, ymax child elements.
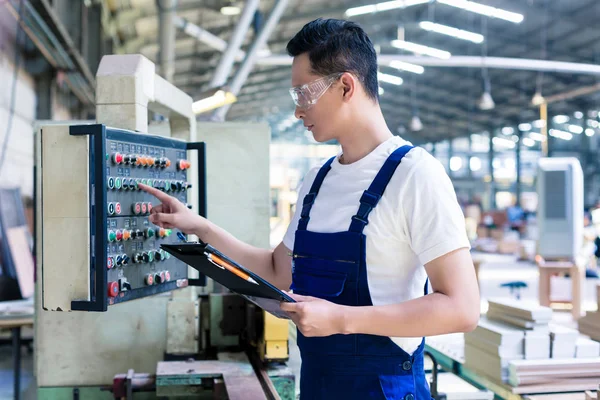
<box><xmin>286</xmin><ymin>18</ymin><xmax>379</xmax><ymax>101</ymax></box>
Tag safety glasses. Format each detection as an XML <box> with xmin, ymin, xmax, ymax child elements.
<box><xmin>289</xmin><ymin>73</ymin><xmax>343</xmax><ymax>109</ymax></box>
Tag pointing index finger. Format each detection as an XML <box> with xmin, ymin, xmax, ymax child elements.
<box><xmin>138</xmin><ymin>183</ymin><xmax>172</xmax><ymax>203</ymax></box>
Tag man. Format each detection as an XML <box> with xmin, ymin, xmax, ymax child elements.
<box><xmin>141</xmin><ymin>18</ymin><xmax>479</xmax><ymax>400</ymax></box>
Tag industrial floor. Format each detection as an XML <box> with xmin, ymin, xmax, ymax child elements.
<box><xmin>0</xmin><ymin>253</ymin><xmax>598</xmax><ymax>400</ymax></box>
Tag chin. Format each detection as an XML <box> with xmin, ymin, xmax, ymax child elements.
<box><xmin>311</xmin><ymin>130</ymin><xmax>334</xmax><ymax>143</ymax></box>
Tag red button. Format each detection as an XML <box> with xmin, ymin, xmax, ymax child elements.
<box><xmin>116</xmin><ymin>230</ymin><xmax>123</xmax><ymax>241</ymax></box>
<box><xmin>141</xmin><ymin>203</ymin><xmax>147</xmax><ymax>214</ymax></box>
<box><xmin>115</xmin><ymin>203</ymin><xmax>121</xmax><ymax>215</ymax></box>
<box><xmin>145</xmin><ymin>274</ymin><xmax>154</xmax><ymax>286</ymax></box>
<box><xmin>132</xmin><ymin>203</ymin><xmax>141</xmax><ymax>215</ymax></box>
<box><xmin>147</xmin><ymin>203</ymin><xmax>153</xmax><ymax>213</ymax></box>
<box><xmin>112</xmin><ymin>153</ymin><xmax>123</xmax><ymax>164</ymax></box>
<box><xmin>107</xmin><ymin>257</ymin><xmax>114</xmax><ymax>270</ymax></box>
<box><xmin>108</xmin><ymin>281</ymin><xmax>119</xmax><ymax>297</ymax></box>
<box><xmin>164</xmin><ymin>271</ymin><xmax>171</xmax><ymax>282</ymax></box>
<box><xmin>160</xmin><ymin>271</ymin><xmax>166</xmax><ymax>282</ymax></box>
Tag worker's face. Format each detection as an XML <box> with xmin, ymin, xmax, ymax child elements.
<box><xmin>290</xmin><ymin>53</ymin><xmax>346</xmax><ymax>143</ymax></box>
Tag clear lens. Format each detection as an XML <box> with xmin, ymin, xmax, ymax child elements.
<box><xmin>289</xmin><ymin>73</ymin><xmax>342</xmax><ymax>109</ymax></box>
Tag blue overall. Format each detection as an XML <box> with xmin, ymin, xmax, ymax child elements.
<box><xmin>290</xmin><ymin>145</ymin><xmax>431</xmax><ymax>400</ymax></box>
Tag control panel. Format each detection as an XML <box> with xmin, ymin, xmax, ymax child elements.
<box><xmin>104</xmin><ymin>136</ymin><xmax>193</xmax><ymax>305</ymax></box>
<box><xmin>38</xmin><ymin>124</ymin><xmax>206</xmax><ymax>312</ymax></box>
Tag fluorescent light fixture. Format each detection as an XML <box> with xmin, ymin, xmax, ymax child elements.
<box><xmin>586</xmin><ymin>128</ymin><xmax>595</xmax><ymax>137</ymax></box>
<box><xmin>511</xmin><ymin>135</ymin><xmax>519</xmax><ymax>143</ymax></box>
<box><xmin>522</xmin><ymin>138</ymin><xmax>535</xmax><ymax>147</ymax></box>
<box><xmin>437</xmin><ymin>0</ymin><xmax>524</xmax><ymax>24</ymax></box>
<box><xmin>391</xmin><ymin>40</ymin><xmax>452</xmax><ymax>59</ymax></box>
<box><xmin>501</xmin><ymin>127</ymin><xmax>514</xmax><ymax>135</ymax></box>
<box><xmin>469</xmin><ymin>156</ymin><xmax>482</xmax><ymax>172</ymax></box>
<box><xmin>553</xmin><ymin>115</ymin><xmax>569</xmax><ymax>124</ymax></box>
<box><xmin>529</xmin><ymin>132</ymin><xmax>546</xmax><ymax>142</ymax></box>
<box><xmin>574</xmin><ymin>111</ymin><xmax>584</xmax><ymax>119</ymax></box>
<box><xmin>492</xmin><ymin>137</ymin><xmax>515</xmax><ymax>149</ymax></box>
<box><xmin>378</xmin><ymin>72</ymin><xmax>404</xmax><ymax>85</ymax></box>
<box><xmin>533</xmin><ymin>119</ymin><xmax>546</xmax><ymax>128</ymax></box>
<box><xmin>518</xmin><ymin>123</ymin><xmax>532</xmax><ymax>131</ymax></box>
<box><xmin>389</xmin><ymin>60</ymin><xmax>425</xmax><ymax>74</ymax></box>
<box><xmin>192</xmin><ymin>89</ymin><xmax>237</xmax><ymax>114</ymax></box>
<box><xmin>587</xmin><ymin>120</ymin><xmax>599</xmax><ymax>128</ymax></box>
<box><xmin>419</xmin><ymin>21</ymin><xmax>484</xmax><ymax>43</ymax></box>
<box><xmin>568</xmin><ymin>125</ymin><xmax>583</xmax><ymax>134</ymax></box>
<box><xmin>345</xmin><ymin>0</ymin><xmax>428</xmax><ymax>17</ymax></box>
<box><xmin>379</xmin><ymin>86</ymin><xmax>385</xmax><ymax>95</ymax></box>
<box><xmin>220</xmin><ymin>6</ymin><xmax>241</xmax><ymax>16</ymax></box>
<box><xmin>450</xmin><ymin>156</ymin><xmax>463</xmax><ymax>172</ymax></box>
<box><xmin>549</xmin><ymin>129</ymin><xmax>573</xmax><ymax>141</ymax></box>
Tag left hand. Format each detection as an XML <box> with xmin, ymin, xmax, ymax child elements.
<box><xmin>280</xmin><ymin>293</ymin><xmax>347</xmax><ymax>337</ymax></box>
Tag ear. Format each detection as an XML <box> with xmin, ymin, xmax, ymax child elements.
<box><xmin>339</xmin><ymin>72</ymin><xmax>356</xmax><ymax>103</ymax></box>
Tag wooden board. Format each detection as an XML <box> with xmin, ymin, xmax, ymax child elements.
<box><xmin>487</xmin><ymin>309</ymin><xmax>549</xmax><ymax>331</ymax></box>
<box><xmin>488</xmin><ymin>299</ymin><xmax>553</xmax><ymax>323</ymax></box>
<box><xmin>6</xmin><ymin>226</ymin><xmax>34</xmax><ymax>298</ymax></box>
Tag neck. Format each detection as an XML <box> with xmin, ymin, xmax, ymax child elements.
<box><xmin>338</xmin><ymin>104</ymin><xmax>393</xmax><ymax>164</ymax></box>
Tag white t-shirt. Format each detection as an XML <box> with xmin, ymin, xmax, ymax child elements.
<box><xmin>283</xmin><ymin>136</ymin><xmax>470</xmax><ymax>354</ymax></box>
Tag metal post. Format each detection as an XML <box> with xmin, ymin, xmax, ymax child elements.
<box><xmin>12</xmin><ymin>327</ymin><xmax>21</xmax><ymax>400</ymax></box>
<box><xmin>541</xmin><ymin>103</ymin><xmax>549</xmax><ymax>157</ymax></box>
<box><xmin>489</xmin><ymin>129</ymin><xmax>496</xmax><ymax>209</ymax></box>
<box><xmin>213</xmin><ymin>0</ymin><xmax>289</xmax><ymax>121</ymax></box>
<box><xmin>515</xmin><ymin>129</ymin><xmax>522</xmax><ymax>207</ymax></box>
<box><xmin>210</xmin><ymin>0</ymin><xmax>260</xmax><ymax>89</ymax></box>
<box><xmin>157</xmin><ymin>0</ymin><xmax>177</xmax><ymax>82</ymax></box>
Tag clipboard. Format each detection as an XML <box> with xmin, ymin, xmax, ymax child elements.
<box><xmin>161</xmin><ymin>242</ymin><xmax>295</xmax><ymax>319</ymax></box>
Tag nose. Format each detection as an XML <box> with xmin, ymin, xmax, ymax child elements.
<box><xmin>294</xmin><ymin>106</ymin><xmax>305</xmax><ymax>120</ymax></box>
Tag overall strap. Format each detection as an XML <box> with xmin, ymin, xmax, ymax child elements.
<box><xmin>297</xmin><ymin>156</ymin><xmax>336</xmax><ymax>231</ymax></box>
<box><xmin>349</xmin><ymin>145</ymin><xmax>414</xmax><ymax>233</ymax></box>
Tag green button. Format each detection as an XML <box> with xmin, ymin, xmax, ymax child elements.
<box><xmin>108</xmin><ymin>230</ymin><xmax>116</xmax><ymax>242</ymax></box>
<box><xmin>106</xmin><ymin>154</ymin><xmax>109</xmax><ymax>161</ymax></box>
<box><xmin>148</xmin><ymin>252</ymin><xmax>154</xmax><ymax>263</ymax></box>
<box><xmin>166</xmin><ymin>229</ymin><xmax>172</xmax><ymax>237</ymax></box>
<box><xmin>115</xmin><ymin>178</ymin><xmax>122</xmax><ymax>189</ymax></box>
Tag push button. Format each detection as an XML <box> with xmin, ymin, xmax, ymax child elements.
<box><xmin>108</xmin><ymin>281</ymin><xmax>119</xmax><ymax>297</ymax></box>
<box><xmin>132</xmin><ymin>203</ymin><xmax>141</xmax><ymax>215</ymax></box>
<box><xmin>108</xmin><ymin>230</ymin><xmax>117</xmax><ymax>242</ymax></box>
<box><xmin>404</xmin><ymin>394</ymin><xmax>414</xmax><ymax>400</ymax></box>
<box><xmin>145</xmin><ymin>274</ymin><xmax>154</xmax><ymax>285</ymax></box>
<box><xmin>115</xmin><ymin>230</ymin><xmax>123</xmax><ymax>242</ymax></box>
<box><xmin>115</xmin><ymin>177</ymin><xmax>122</xmax><ymax>190</ymax></box>
<box><xmin>164</xmin><ymin>271</ymin><xmax>171</xmax><ymax>281</ymax></box>
<box><xmin>115</xmin><ymin>202</ymin><xmax>122</xmax><ymax>215</ymax></box>
<box><xmin>141</xmin><ymin>203</ymin><xmax>147</xmax><ymax>214</ymax></box>
<box><xmin>108</xmin><ymin>202</ymin><xmax>115</xmax><ymax>215</ymax></box>
<box><xmin>112</xmin><ymin>153</ymin><xmax>123</xmax><ymax>164</ymax></box>
<box><xmin>107</xmin><ymin>177</ymin><xmax>115</xmax><ymax>189</ymax></box>
<box><xmin>402</xmin><ymin>361</ymin><xmax>412</xmax><ymax>371</ymax></box>
<box><xmin>107</xmin><ymin>257</ymin><xmax>114</xmax><ymax>270</ymax></box>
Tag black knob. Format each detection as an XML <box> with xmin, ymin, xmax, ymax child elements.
<box><xmin>130</xmin><ymin>155</ymin><xmax>138</xmax><ymax>165</ymax></box>
<box><xmin>142</xmin><ymin>252</ymin><xmax>150</xmax><ymax>263</ymax></box>
<box><xmin>176</xmin><ymin>181</ymin><xmax>183</xmax><ymax>191</ymax></box>
<box><xmin>155</xmin><ymin>251</ymin><xmax>162</xmax><ymax>261</ymax></box>
<box><xmin>155</xmin><ymin>273</ymin><xmax>163</xmax><ymax>284</ymax></box>
<box><xmin>134</xmin><ymin>253</ymin><xmax>143</xmax><ymax>263</ymax></box>
<box><xmin>123</xmin><ymin>155</ymin><xmax>131</xmax><ymax>164</ymax></box>
<box><xmin>116</xmin><ymin>255</ymin><xmax>124</xmax><ymax>266</ymax></box>
<box><xmin>160</xmin><ymin>158</ymin><xmax>167</xmax><ymax>168</ymax></box>
<box><xmin>135</xmin><ymin>229</ymin><xmax>143</xmax><ymax>239</ymax></box>
<box><xmin>185</xmin><ymin>182</ymin><xmax>192</xmax><ymax>190</ymax></box>
<box><xmin>154</xmin><ymin>158</ymin><xmax>161</xmax><ymax>167</ymax></box>
<box><xmin>122</xmin><ymin>255</ymin><xmax>130</xmax><ymax>265</ymax></box>
<box><xmin>170</xmin><ymin>182</ymin><xmax>178</xmax><ymax>191</ymax></box>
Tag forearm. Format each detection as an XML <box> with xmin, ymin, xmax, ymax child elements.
<box><xmin>342</xmin><ymin>292</ymin><xmax>479</xmax><ymax>337</ymax></box>
<box><xmin>195</xmin><ymin>219</ymin><xmax>285</xmax><ymax>288</ymax></box>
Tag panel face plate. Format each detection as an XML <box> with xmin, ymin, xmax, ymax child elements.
<box><xmin>103</xmin><ymin>128</ymin><xmax>192</xmax><ymax>305</ymax></box>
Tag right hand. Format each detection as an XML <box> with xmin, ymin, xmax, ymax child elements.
<box><xmin>138</xmin><ymin>183</ymin><xmax>207</xmax><ymax>235</ymax></box>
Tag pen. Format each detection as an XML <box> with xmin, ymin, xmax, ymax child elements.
<box><xmin>177</xmin><ymin>231</ymin><xmax>186</xmax><ymax>242</ymax></box>
<box><xmin>207</xmin><ymin>253</ymin><xmax>258</xmax><ymax>285</ymax></box>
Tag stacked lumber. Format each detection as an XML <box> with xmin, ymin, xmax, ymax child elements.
<box><xmin>464</xmin><ymin>317</ymin><xmax>524</xmax><ymax>382</ymax></box>
<box><xmin>509</xmin><ymin>358</ymin><xmax>600</xmax><ymax>390</ymax></box>
<box><xmin>487</xmin><ymin>299</ymin><xmax>551</xmax><ymax>360</ymax></box>
<box><xmin>579</xmin><ymin>284</ymin><xmax>600</xmax><ymax>342</ymax></box>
